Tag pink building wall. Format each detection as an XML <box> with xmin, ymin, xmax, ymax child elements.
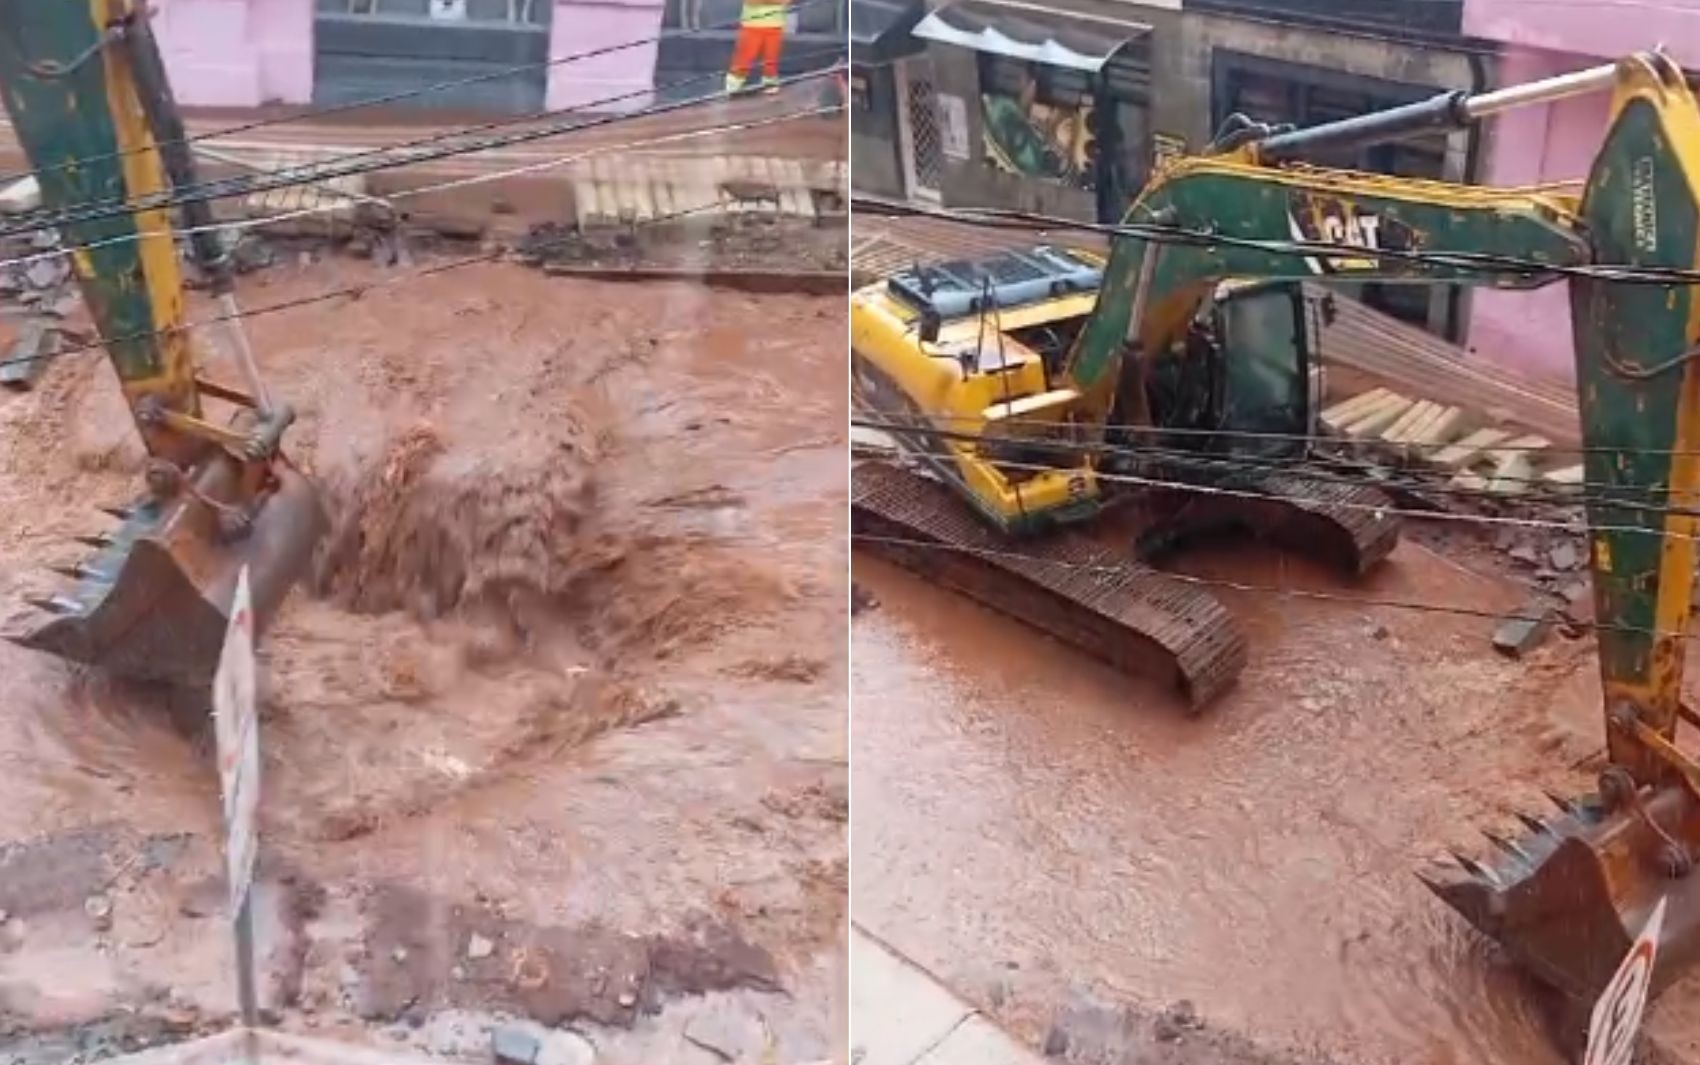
<box><xmin>1462</xmin><ymin>0</ymin><xmax>1700</xmax><ymax>383</ymax></box>
<box><xmin>548</xmin><ymin>0</ymin><xmax>668</xmax><ymax>112</ymax></box>
<box><xmin>150</xmin><ymin>0</ymin><xmax>665</xmax><ymax>113</ymax></box>
<box><xmin>152</xmin><ymin>0</ymin><xmax>314</xmax><ymax>107</ymax></box>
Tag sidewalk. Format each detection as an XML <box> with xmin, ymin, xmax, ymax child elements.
<box><xmin>851</xmin><ymin>926</ymin><xmax>1041</xmax><ymax>1065</ymax></box>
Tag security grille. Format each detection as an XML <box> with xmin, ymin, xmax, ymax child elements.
<box><xmin>903</xmin><ymin>70</ymin><xmax>943</xmax><ymax>197</ymax></box>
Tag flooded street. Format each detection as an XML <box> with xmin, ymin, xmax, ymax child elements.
<box><xmin>0</xmin><ymin>253</ymin><xmax>845</xmax><ymax>1060</ymax></box>
<box><xmin>851</xmin><ymin>526</ymin><xmax>1677</xmax><ymax>1065</ymax></box>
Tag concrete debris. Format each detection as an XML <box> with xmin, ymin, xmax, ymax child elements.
<box><xmin>467</xmin><ymin>931</ymin><xmax>496</xmax><ymax>960</ymax></box>
<box><xmin>683</xmin><ymin>997</ymin><xmax>767</xmax><ymax>1062</ymax></box>
<box><xmin>0</xmin><ymin>319</ymin><xmax>58</xmax><ymax>391</ymax></box>
<box><xmin>0</xmin><ymin>176</ymin><xmax>40</xmax><ymax>214</ymax></box>
<box><xmin>535</xmin><ymin>1030</ymin><xmax>595</xmax><ymax>1065</ymax></box>
<box><xmin>491</xmin><ymin>1024</ymin><xmax>542</xmax><ymax>1065</ymax></box>
<box><xmin>84</xmin><ymin>893</ymin><xmax>113</xmax><ymax>930</ymax></box>
<box><xmin>1507</xmin><ymin>546</ymin><xmax>1538</xmax><ymax>566</ymax></box>
<box><xmin>1492</xmin><ymin>604</ymin><xmax>1555</xmax><ymax>659</ymax></box>
<box><xmin>1549</xmin><ymin>542</ymin><xmax>1580</xmax><ymax>571</ymax></box>
<box><xmin>25</xmin><ymin>257</ymin><xmax>65</xmax><ymax>290</ymax></box>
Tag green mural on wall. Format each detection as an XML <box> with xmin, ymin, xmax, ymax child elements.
<box><xmin>980</xmin><ymin>68</ymin><xmax>1096</xmax><ymax>190</ymax></box>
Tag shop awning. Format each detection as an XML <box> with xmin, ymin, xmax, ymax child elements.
<box><xmin>912</xmin><ymin>0</ymin><xmax>1151</xmax><ymax>73</ymax></box>
<box><xmin>850</xmin><ymin>0</ymin><xmax>926</xmax><ymax>65</ymax></box>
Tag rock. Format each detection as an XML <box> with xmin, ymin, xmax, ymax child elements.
<box><xmin>536</xmin><ymin>1029</ymin><xmax>596</xmax><ymax>1065</ymax></box>
<box><xmin>1042</xmin><ymin>1026</ymin><xmax>1069</xmax><ymax>1057</ymax></box>
<box><xmin>1549</xmin><ymin>542</ymin><xmax>1581</xmax><ymax>571</ymax></box>
<box><xmin>451</xmin><ymin>965</ymin><xmax>467</xmax><ymax>981</ymax></box>
<box><xmin>1166</xmin><ymin>999</ymin><xmax>1202</xmax><ymax>1030</ymax></box>
<box><xmin>391</xmin><ymin>946</ymin><xmax>409</xmax><ymax>964</ymax></box>
<box><xmin>84</xmin><ymin>894</ymin><xmax>113</xmax><ymax>930</ymax></box>
<box><xmin>1508</xmin><ymin>545</ymin><xmax>1539</xmax><ymax>566</ymax></box>
<box><xmin>684</xmin><ymin>998</ymin><xmax>765</xmax><ymax>1061</ymax></box>
<box><xmin>1153</xmin><ymin>1015</ymin><xmax>1183</xmax><ymax>1043</ymax></box>
<box><xmin>25</xmin><ymin>257</ymin><xmax>64</xmax><ymax>289</ymax></box>
<box><xmin>467</xmin><ymin>932</ymin><xmax>495</xmax><ymax>960</ymax></box>
<box><xmin>1368</xmin><ymin>624</ymin><xmax>1390</xmax><ymax>641</ymax></box>
<box><xmin>616</xmin><ymin>989</ymin><xmax>637</xmax><ymax>1008</ymax></box>
<box><xmin>851</xmin><ymin>583</ymin><xmax>877</xmax><ymax>615</ymax></box>
<box><xmin>29</xmin><ymin>228</ymin><xmax>58</xmax><ymax>249</ymax></box>
<box><xmin>0</xmin><ymin>176</ymin><xmax>40</xmax><ymax>214</ymax></box>
<box><xmin>492</xmin><ymin>1024</ymin><xmax>542</xmax><ymax>1065</ymax></box>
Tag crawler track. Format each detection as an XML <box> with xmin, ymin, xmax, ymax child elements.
<box><xmin>853</xmin><ymin>461</ymin><xmax>1248</xmax><ymax>710</ymax></box>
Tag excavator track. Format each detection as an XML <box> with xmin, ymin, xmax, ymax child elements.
<box><xmin>1134</xmin><ymin>468</ymin><xmax>1400</xmax><ymax>577</ymax></box>
<box><xmin>853</xmin><ymin>460</ymin><xmax>1248</xmax><ymax>710</ymax></box>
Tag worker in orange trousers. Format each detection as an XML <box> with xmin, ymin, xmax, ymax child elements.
<box><xmin>726</xmin><ymin>0</ymin><xmax>787</xmax><ymax>95</ymax></box>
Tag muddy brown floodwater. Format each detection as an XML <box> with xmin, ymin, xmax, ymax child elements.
<box><xmin>852</xmin><ymin>523</ymin><xmax>1700</xmax><ymax>1065</ymax></box>
<box><xmin>0</xmin><ymin>256</ymin><xmax>845</xmax><ymax>1061</ymax></box>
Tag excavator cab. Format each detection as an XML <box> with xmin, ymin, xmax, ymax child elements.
<box><xmin>1142</xmin><ymin>280</ymin><xmax>1314</xmax><ymax>461</ymax></box>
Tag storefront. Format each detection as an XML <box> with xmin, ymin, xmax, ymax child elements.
<box><xmin>911</xmin><ymin>0</ymin><xmax>1154</xmax><ymax>223</ymax></box>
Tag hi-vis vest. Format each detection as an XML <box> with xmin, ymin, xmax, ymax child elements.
<box><xmin>740</xmin><ymin>0</ymin><xmax>786</xmax><ymax>27</ymax></box>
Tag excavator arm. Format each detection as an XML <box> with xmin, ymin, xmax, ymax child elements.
<box><xmin>0</xmin><ymin>0</ymin><xmax>325</xmax><ymax>686</ymax></box>
<box><xmin>1060</xmin><ymin>158</ymin><xmax>1589</xmax><ymax>429</ymax></box>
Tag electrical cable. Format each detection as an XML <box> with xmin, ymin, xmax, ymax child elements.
<box><xmin>0</xmin><ymin>93</ymin><xmax>840</xmax><ymax>277</ymax></box>
<box><xmin>0</xmin><ymin>52</ymin><xmax>844</xmax><ymax>242</ymax></box>
<box><xmin>849</xmin><ymin>412</ymin><xmax>1684</xmax><ymax>508</ymax></box>
<box><xmin>850</xmin><ymin>531</ymin><xmax>1695</xmax><ymax>640</ymax></box>
<box><xmin>0</xmin><ymin>0</ymin><xmax>837</xmax><ymax>190</ymax></box>
<box><xmin>853</xmin><ymin>194</ymin><xmax>1700</xmax><ymax>288</ymax></box>
<box><xmin>0</xmin><ymin>101</ymin><xmax>841</xmax><ymax>376</ymax></box>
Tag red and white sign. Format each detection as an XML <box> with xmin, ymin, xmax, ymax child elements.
<box><xmin>1584</xmin><ymin>896</ymin><xmax>1667</xmax><ymax>1065</ymax></box>
<box><xmin>213</xmin><ymin>567</ymin><xmax>259</xmax><ymax>916</ymax></box>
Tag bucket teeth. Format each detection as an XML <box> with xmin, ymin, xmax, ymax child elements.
<box><xmin>1451</xmin><ymin>849</ymin><xmax>1498</xmax><ymax>885</ymax></box>
<box><xmin>25</xmin><ymin>594</ymin><xmax>81</xmax><ymax>615</ymax></box>
<box><xmin>1544</xmin><ymin>790</ymin><xmax>1582</xmax><ymax>818</ymax></box>
<box><xmin>1515</xmin><ymin>811</ymin><xmax>1557</xmax><ymax>837</ymax></box>
<box><xmin>98</xmin><ymin>505</ymin><xmax>132</xmax><ymax>521</ymax></box>
<box><xmin>1482</xmin><ymin>830</ymin><xmax>1531</xmax><ymax>864</ymax></box>
<box><xmin>73</xmin><ymin>534</ymin><xmax>114</xmax><ymax>550</ymax></box>
<box><xmin>49</xmin><ymin>563</ymin><xmax>103</xmax><ymax>582</ymax></box>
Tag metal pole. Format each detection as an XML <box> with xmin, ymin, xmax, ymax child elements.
<box><xmin>235</xmin><ymin>892</ymin><xmax>260</xmax><ymax>1029</ymax></box>
<box><xmin>1462</xmin><ymin>62</ymin><xmax>1621</xmax><ymax>120</ymax></box>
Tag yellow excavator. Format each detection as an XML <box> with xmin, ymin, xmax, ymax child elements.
<box><xmin>855</xmin><ymin>52</ymin><xmax>1700</xmax><ymax>1046</ymax></box>
<box><xmin>0</xmin><ymin>0</ymin><xmax>324</xmax><ymax>686</ymax></box>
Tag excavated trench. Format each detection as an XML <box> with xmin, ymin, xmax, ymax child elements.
<box><xmin>0</xmin><ymin>255</ymin><xmax>846</xmax><ymax>1061</ymax></box>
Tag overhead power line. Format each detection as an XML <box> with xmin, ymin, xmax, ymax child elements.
<box><xmin>0</xmin><ymin>102</ymin><xmax>841</xmax><ymax>379</ymax></box>
<box><xmin>851</xmin><ymin>531</ymin><xmax>1688</xmax><ymax>639</ymax></box>
<box><xmin>853</xmin><ymin>194</ymin><xmax>1700</xmax><ymax>288</ymax></box>
<box><xmin>0</xmin><ymin>49</ymin><xmax>844</xmax><ymax>242</ymax></box>
<box><xmin>0</xmin><ymin>62</ymin><xmax>842</xmax><ymax>273</ymax></box>
<box><xmin>0</xmin><ymin>0</ymin><xmax>836</xmax><ymax>191</ymax></box>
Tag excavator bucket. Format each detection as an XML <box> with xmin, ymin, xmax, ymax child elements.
<box><xmin>8</xmin><ymin>456</ymin><xmax>325</xmax><ymax>688</ymax></box>
<box><xmin>1422</xmin><ymin>785</ymin><xmax>1700</xmax><ymax>1010</ymax></box>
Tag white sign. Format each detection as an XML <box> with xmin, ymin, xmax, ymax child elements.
<box><xmin>1584</xmin><ymin>896</ymin><xmax>1667</xmax><ymax>1065</ymax></box>
<box><xmin>428</xmin><ymin>0</ymin><xmax>468</xmax><ymax>20</ymax></box>
<box><xmin>937</xmin><ymin>93</ymin><xmax>970</xmax><ymax>161</ymax></box>
<box><xmin>213</xmin><ymin>567</ymin><xmax>259</xmax><ymax>916</ymax></box>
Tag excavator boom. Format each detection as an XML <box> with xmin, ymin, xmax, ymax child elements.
<box><xmin>1425</xmin><ymin>53</ymin><xmax>1700</xmax><ymax>1027</ymax></box>
<box><xmin>0</xmin><ymin>0</ymin><xmax>325</xmax><ymax>686</ymax></box>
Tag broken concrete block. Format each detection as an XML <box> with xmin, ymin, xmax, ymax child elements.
<box><xmin>1430</xmin><ymin>428</ymin><xmax>1513</xmax><ymax>471</ymax></box>
<box><xmin>1493</xmin><ymin>607</ymin><xmax>1554</xmax><ymax>658</ymax></box>
<box><xmin>1541</xmin><ymin>464</ymin><xmax>1585</xmax><ymax>493</ymax></box>
<box><xmin>492</xmin><ymin>1026</ymin><xmax>541</xmax><ymax>1065</ymax></box>
<box><xmin>1321</xmin><ymin>388</ymin><xmax>1391</xmax><ymax>432</ymax></box>
<box><xmin>0</xmin><ymin>176</ymin><xmax>40</xmax><ymax>214</ymax></box>
<box><xmin>1486</xmin><ymin>451</ymin><xmax>1536</xmax><ymax>495</ymax></box>
<box><xmin>0</xmin><ymin>319</ymin><xmax>57</xmax><ymax>391</ymax></box>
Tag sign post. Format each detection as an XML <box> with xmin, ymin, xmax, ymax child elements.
<box><xmin>1584</xmin><ymin>896</ymin><xmax>1667</xmax><ymax>1065</ymax></box>
<box><xmin>213</xmin><ymin>567</ymin><xmax>260</xmax><ymax>1030</ymax></box>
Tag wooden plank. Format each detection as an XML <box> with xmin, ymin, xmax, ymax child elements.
<box><xmin>1343</xmin><ymin>395</ymin><xmax>1414</xmax><ymax>439</ymax></box>
<box><xmin>1409</xmin><ymin>406</ymin><xmax>1466</xmax><ymax>447</ymax></box>
<box><xmin>1321</xmin><ymin>388</ymin><xmax>1391</xmax><ymax>431</ymax></box>
<box><xmin>1429</xmin><ymin>427</ymin><xmax>1513</xmax><ymax>470</ymax></box>
<box><xmin>1381</xmin><ymin>400</ymin><xmax>1436</xmax><ymax>445</ymax></box>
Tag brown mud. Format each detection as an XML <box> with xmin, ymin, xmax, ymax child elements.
<box><xmin>0</xmin><ymin>253</ymin><xmax>845</xmax><ymax>1061</ymax></box>
<box><xmin>852</xmin><ymin>521</ymin><xmax>1700</xmax><ymax>1065</ymax></box>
